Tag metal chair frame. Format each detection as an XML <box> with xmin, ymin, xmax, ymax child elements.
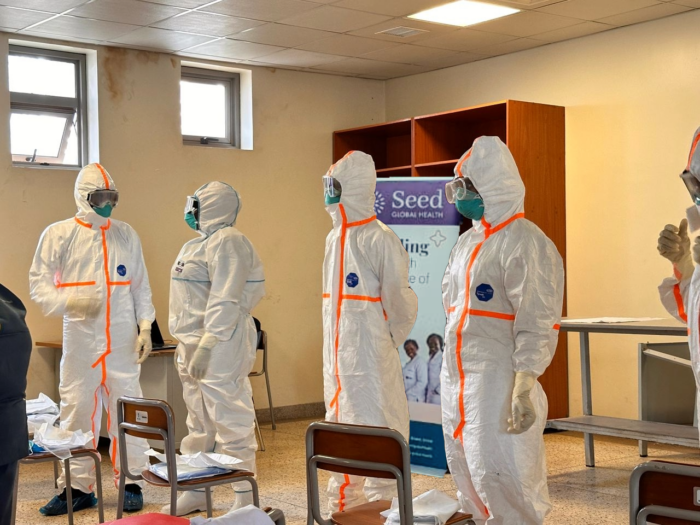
<box><xmin>630</xmin><ymin>461</ymin><xmax>700</xmax><ymax>524</ymax></box>
<box><xmin>12</xmin><ymin>448</ymin><xmax>105</xmax><ymax>525</ymax></box>
<box><xmin>116</xmin><ymin>396</ymin><xmax>259</xmax><ymax>519</ymax></box>
<box><xmin>250</xmin><ymin>326</ymin><xmax>276</xmax><ymax>431</ymax></box>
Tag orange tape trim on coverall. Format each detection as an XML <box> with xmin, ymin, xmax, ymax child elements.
<box><xmin>95</xmin><ymin>163</ymin><xmax>111</xmax><ymax>189</ymax></box>
<box><xmin>339</xmin><ymin>474</ymin><xmax>351</xmax><ymax>512</ymax></box>
<box><xmin>452</xmin><ymin>212</ymin><xmax>525</xmax><ymax>443</ymax></box>
<box><xmin>57</xmin><ymin>281</ymin><xmax>96</xmax><ymax>288</ymax></box>
<box><xmin>75</xmin><ymin>217</ymin><xmax>92</xmax><ymax>228</ymax></box>
<box><xmin>687</xmin><ymin>134</ymin><xmax>700</xmax><ymax>171</ymax></box>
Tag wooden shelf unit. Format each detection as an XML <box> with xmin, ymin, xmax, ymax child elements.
<box><xmin>332</xmin><ymin>100</ymin><xmax>568</xmax><ymax>420</ymax></box>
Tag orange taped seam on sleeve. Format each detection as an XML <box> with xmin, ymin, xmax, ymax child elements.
<box><xmin>342</xmin><ymin>295</ymin><xmax>381</xmax><ymax>302</ymax></box>
<box><xmin>673</xmin><ymin>265</ymin><xmax>683</xmax><ymax>281</ymax></box>
<box><xmin>322</xmin><ymin>293</ymin><xmax>330</xmax><ymax>298</ymax></box>
<box><xmin>330</xmin><ymin>204</ymin><xmax>349</xmax><ymax>416</ymax></box>
<box><xmin>467</xmin><ymin>309</ymin><xmax>515</xmax><ymax>321</ymax></box>
<box><xmin>108</xmin><ymin>281</ymin><xmax>131</xmax><ymax>286</ymax></box>
<box><xmin>448</xmin><ymin>306</ymin><xmax>456</xmax><ymax>313</ymax></box>
<box><xmin>687</xmin><ymin>134</ymin><xmax>700</xmax><ymax>171</ymax></box>
<box><xmin>673</xmin><ymin>283</ymin><xmax>688</xmax><ymax>323</ymax></box>
<box><xmin>56</xmin><ymin>281</ymin><xmax>96</xmax><ymax>288</ymax></box>
<box><xmin>74</xmin><ymin>217</ymin><xmax>92</xmax><ymax>228</ymax></box>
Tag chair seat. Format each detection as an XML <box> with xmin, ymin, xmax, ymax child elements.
<box><xmin>105</xmin><ymin>513</ymin><xmax>189</xmax><ymax>524</ymax></box>
<box><xmin>21</xmin><ymin>447</ymin><xmax>98</xmax><ymax>462</ymax></box>
<box><xmin>141</xmin><ymin>469</ymin><xmax>255</xmax><ymax>487</ymax></box>
<box><xmin>331</xmin><ymin>500</ymin><xmax>473</xmax><ymax>525</ymax></box>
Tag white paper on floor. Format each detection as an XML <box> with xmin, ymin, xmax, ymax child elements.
<box><xmin>190</xmin><ymin>505</ymin><xmax>274</xmax><ymax>525</ymax></box>
<box><xmin>146</xmin><ymin>449</ymin><xmax>244</xmax><ymax>482</ymax></box>
<box><xmin>32</xmin><ymin>421</ymin><xmax>94</xmax><ymax>460</ymax></box>
<box><xmin>380</xmin><ymin>489</ymin><xmax>459</xmax><ymax>525</ymax></box>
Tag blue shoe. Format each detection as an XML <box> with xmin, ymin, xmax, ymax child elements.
<box><xmin>39</xmin><ymin>490</ymin><xmax>97</xmax><ymax>516</ymax></box>
<box><xmin>123</xmin><ymin>485</ymin><xmax>144</xmax><ymax>512</ymax></box>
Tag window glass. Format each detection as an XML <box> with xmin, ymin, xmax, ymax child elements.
<box><xmin>180</xmin><ymin>79</ymin><xmax>227</xmax><ymax>139</ymax></box>
<box><xmin>10</xmin><ymin>112</ymin><xmax>71</xmax><ymax>158</ymax></box>
<box><xmin>9</xmin><ymin>55</ymin><xmax>76</xmax><ymax>98</ymax></box>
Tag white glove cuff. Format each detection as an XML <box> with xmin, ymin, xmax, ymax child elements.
<box><xmin>198</xmin><ymin>332</ymin><xmax>219</xmax><ymax>352</ymax></box>
<box><xmin>513</xmin><ymin>371</ymin><xmax>537</xmax><ymax>397</ymax></box>
<box><xmin>138</xmin><ymin>319</ymin><xmax>152</xmax><ymax>333</ymax></box>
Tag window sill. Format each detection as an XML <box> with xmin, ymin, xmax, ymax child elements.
<box><xmin>183</xmin><ymin>140</ymin><xmax>240</xmax><ymax>150</ymax></box>
<box><xmin>12</xmin><ymin>163</ymin><xmax>81</xmax><ymax>171</ymax></box>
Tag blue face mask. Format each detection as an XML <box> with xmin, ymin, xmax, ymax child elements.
<box><xmin>184</xmin><ymin>211</ymin><xmax>198</xmax><ymax>230</ymax></box>
<box><xmin>455</xmin><ymin>190</ymin><xmax>485</xmax><ymax>220</ymax></box>
<box><xmin>325</xmin><ymin>194</ymin><xmax>341</xmax><ymax>206</ymax></box>
<box><xmin>93</xmin><ymin>204</ymin><xmax>113</xmax><ymax>218</ymax></box>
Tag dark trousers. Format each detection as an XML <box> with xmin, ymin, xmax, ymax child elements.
<box><xmin>0</xmin><ymin>461</ymin><xmax>18</xmax><ymax>525</ymax></box>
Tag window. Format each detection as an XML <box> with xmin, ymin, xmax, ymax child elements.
<box><xmin>9</xmin><ymin>45</ymin><xmax>87</xmax><ymax>168</ymax></box>
<box><xmin>180</xmin><ymin>67</ymin><xmax>240</xmax><ymax>148</ymax></box>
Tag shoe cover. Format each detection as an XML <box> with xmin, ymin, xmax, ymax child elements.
<box><xmin>161</xmin><ymin>490</ymin><xmax>207</xmax><ymax>516</ymax></box>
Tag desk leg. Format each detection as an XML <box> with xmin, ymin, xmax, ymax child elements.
<box><xmin>580</xmin><ymin>332</ymin><xmax>595</xmax><ymax>467</ymax></box>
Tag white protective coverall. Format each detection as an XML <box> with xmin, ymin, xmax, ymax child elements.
<box><xmin>441</xmin><ymin>137</ymin><xmax>564</xmax><ymax>524</ymax></box>
<box><xmin>29</xmin><ymin>163</ymin><xmax>154</xmax><ymax>492</ymax></box>
<box><xmin>426</xmin><ymin>351</ymin><xmax>443</xmax><ymax>405</ymax></box>
<box><xmin>403</xmin><ymin>355</ymin><xmax>428</xmax><ymax>403</ymax></box>
<box><xmin>170</xmin><ymin>181</ymin><xmax>265</xmax><ymax>481</ymax></box>
<box><xmin>659</xmin><ymin>126</ymin><xmax>700</xmax><ymax>431</ymax></box>
<box><xmin>323</xmin><ymin>151</ymin><xmax>418</xmax><ymax>513</ymax></box>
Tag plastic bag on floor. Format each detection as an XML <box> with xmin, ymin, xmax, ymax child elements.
<box><xmin>190</xmin><ymin>505</ymin><xmax>274</xmax><ymax>525</ymax></box>
<box><xmin>380</xmin><ymin>490</ymin><xmax>460</xmax><ymax>525</ymax></box>
<box><xmin>26</xmin><ymin>393</ymin><xmax>59</xmax><ymax>416</ymax></box>
<box><xmin>146</xmin><ymin>449</ymin><xmax>244</xmax><ymax>482</ymax></box>
<box><xmin>32</xmin><ymin>422</ymin><xmax>94</xmax><ymax>460</ymax></box>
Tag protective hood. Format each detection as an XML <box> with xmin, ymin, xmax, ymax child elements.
<box><xmin>687</xmin><ymin>126</ymin><xmax>700</xmax><ymax>178</ymax></box>
<box><xmin>454</xmin><ymin>136</ymin><xmax>524</xmax><ymax>229</ymax></box>
<box><xmin>325</xmin><ymin>151</ymin><xmax>376</xmax><ymax>226</ymax></box>
<box><xmin>194</xmin><ymin>181</ymin><xmax>241</xmax><ymax>237</ymax></box>
<box><xmin>75</xmin><ymin>163</ymin><xmax>116</xmax><ymax>227</ymax></box>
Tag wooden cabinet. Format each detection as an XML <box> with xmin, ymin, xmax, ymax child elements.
<box><xmin>333</xmin><ymin>99</ymin><xmax>568</xmax><ymax>420</ymax></box>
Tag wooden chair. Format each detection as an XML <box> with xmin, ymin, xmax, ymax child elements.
<box><xmin>305</xmin><ymin>421</ymin><xmax>474</xmax><ymax>525</ymax></box>
<box><xmin>630</xmin><ymin>460</ymin><xmax>700</xmax><ymax>524</ymax></box>
<box><xmin>116</xmin><ymin>396</ymin><xmax>259</xmax><ymax>519</ymax></box>
<box><xmin>12</xmin><ymin>448</ymin><xmax>105</xmax><ymax>525</ymax></box>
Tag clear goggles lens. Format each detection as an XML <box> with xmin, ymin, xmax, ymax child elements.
<box><xmin>87</xmin><ymin>189</ymin><xmax>119</xmax><ymax>209</ymax></box>
<box><xmin>323</xmin><ymin>175</ymin><xmax>342</xmax><ymax>198</ymax></box>
<box><xmin>681</xmin><ymin>171</ymin><xmax>700</xmax><ymax>203</ymax></box>
<box><xmin>184</xmin><ymin>195</ymin><xmax>198</xmax><ymax>215</ymax></box>
<box><xmin>445</xmin><ymin>178</ymin><xmax>468</xmax><ymax>204</ymax></box>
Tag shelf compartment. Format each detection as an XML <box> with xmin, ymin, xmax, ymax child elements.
<box><xmin>414</xmin><ymin>160</ymin><xmax>459</xmax><ymax>178</ymax></box>
<box><xmin>414</xmin><ymin>101</ymin><xmax>507</xmax><ymax>165</ymax></box>
<box><xmin>376</xmin><ymin>165</ymin><xmax>412</xmax><ymax>178</ymax></box>
<box><xmin>333</xmin><ymin>118</ymin><xmax>412</xmax><ymax>171</ymax></box>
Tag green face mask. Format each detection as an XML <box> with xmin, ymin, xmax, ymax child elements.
<box><xmin>184</xmin><ymin>211</ymin><xmax>198</xmax><ymax>230</ymax></box>
<box><xmin>455</xmin><ymin>191</ymin><xmax>485</xmax><ymax>220</ymax></box>
<box><xmin>325</xmin><ymin>194</ymin><xmax>341</xmax><ymax>206</ymax></box>
<box><xmin>93</xmin><ymin>204</ymin><xmax>113</xmax><ymax>218</ymax></box>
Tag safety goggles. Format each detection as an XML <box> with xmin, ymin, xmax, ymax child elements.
<box><xmin>87</xmin><ymin>189</ymin><xmax>119</xmax><ymax>209</ymax></box>
<box><xmin>681</xmin><ymin>170</ymin><xmax>700</xmax><ymax>203</ymax></box>
<box><xmin>445</xmin><ymin>178</ymin><xmax>478</xmax><ymax>204</ymax></box>
<box><xmin>184</xmin><ymin>195</ymin><xmax>199</xmax><ymax>215</ymax></box>
<box><xmin>323</xmin><ymin>175</ymin><xmax>342</xmax><ymax>199</ymax></box>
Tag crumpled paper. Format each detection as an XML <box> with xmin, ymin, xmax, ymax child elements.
<box><xmin>190</xmin><ymin>505</ymin><xmax>274</xmax><ymax>525</ymax></box>
<box><xmin>26</xmin><ymin>393</ymin><xmax>59</xmax><ymax>416</ymax></box>
<box><xmin>32</xmin><ymin>422</ymin><xmax>94</xmax><ymax>460</ymax></box>
<box><xmin>146</xmin><ymin>449</ymin><xmax>244</xmax><ymax>482</ymax></box>
<box><xmin>380</xmin><ymin>490</ymin><xmax>460</xmax><ymax>525</ymax></box>
<box><xmin>28</xmin><ymin>413</ymin><xmax>59</xmax><ymax>435</ymax></box>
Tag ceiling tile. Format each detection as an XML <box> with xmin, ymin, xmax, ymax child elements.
<box><xmin>257</xmin><ymin>48</ymin><xmax>344</xmax><ymax>66</ymax></box>
<box><xmin>0</xmin><ymin>0</ymin><xmax>88</xmax><ymax>13</ymax></box>
<box><xmin>296</xmin><ymin>34</ymin><xmax>400</xmax><ymax>56</ymax></box>
<box><xmin>29</xmin><ymin>14</ymin><xmax>140</xmax><ymax>40</ymax></box>
<box><xmin>475</xmin><ymin>37</ymin><xmax>547</xmax><ymax>56</ymax></box>
<box><xmin>278</xmin><ymin>5</ymin><xmax>391</xmax><ymax>32</ymax></box>
<box><xmin>185</xmin><ymin>38</ymin><xmax>284</xmax><ymax>59</ymax></box>
<box><xmin>152</xmin><ymin>11</ymin><xmax>264</xmax><ymax>37</ymax></box>
<box><xmin>0</xmin><ymin>7</ymin><xmax>55</xmax><ymax>30</ymax></box>
<box><xmin>17</xmin><ymin>29</ymin><xmax>105</xmax><ymax>44</ymax></box>
<box><xmin>472</xmin><ymin>10</ymin><xmax>581</xmax><ymax>37</ymax></box>
<box><xmin>231</xmin><ymin>23</ymin><xmax>333</xmax><ymax>46</ymax></box>
<box><xmin>310</xmin><ymin>57</ymin><xmax>427</xmax><ymax>78</ymax></box>
<box><xmin>111</xmin><ymin>27</ymin><xmax>214</xmax><ymax>51</ymax></box>
<box><xmin>597</xmin><ymin>2</ymin><xmax>691</xmax><ymax>25</ymax></box>
<box><xmin>538</xmin><ymin>0</ymin><xmax>661</xmax><ymax>21</ymax></box>
<box><xmin>486</xmin><ymin>0</ymin><xmax>575</xmax><ymax>8</ymax></box>
<box><xmin>348</xmin><ymin>17</ymin><xmax>459</xmax><ymax>43</ymax></box>
<box><xmin>205</xmin><ymin>0</ymin><xmax>320</xmax><ymax>22</ymax></box>
<box><xmin>419</xmin><ymin>28</ymin><xmax>516</xmax><ymax>51</ymax></box>
<box><xmin>529</xmin><ymin>20</ymin><xmax>612</xmax><ymax>42</ymax></box>
<box><xmin>358</xmin><ymin>44</ymin><xmax>457</xmax><ymax>65</ymax></box>
<box><xmin>70</xmin><ymin>0</ymin><xmax>182</xmax><ymax>26</ymax></box>
<box><xmin>140</xmin><ymin>0</ymin><xmax>215</xmax><ymax>7</ymax></box>
<box><xmin>331</xmin><ymin>0</ymin><xmax>447</xmax><ymax>17</ymax></box>
<box><xmin>672</xmin><ymin>0</ymin><xmax>700</xmax><ymax>6</ymax></box>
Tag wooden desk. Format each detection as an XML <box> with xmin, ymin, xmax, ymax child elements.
<box><xmin>36</xmin><ymin>341</ymin><xmax>188</xmax><ymax>446</ymax></box>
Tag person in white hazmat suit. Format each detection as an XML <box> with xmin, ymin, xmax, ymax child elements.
<box><xmin>441</xmin><ymin>137</ymin><xmax>564</xmax><ymax>524</ymax></box>
<box><xmin>29</xmin><ymin>163</ymin><xmax>154</xmax><ymax>514</ymax></box>
<box><xmin>322</xmin><ymin>150</ymin><xmax>418</xmax><ymax>514</ymax></box>
<box><xmin>164</xmin><ymin>181</ymin><xmax>265</xmax><ymax>516</ymax></box>
<box><xmin>658</xmin><ymin>126</ymin><xmax>700</xmax><ymax>434</ymax></box>
<box><xmin>402</xmin><ymin>339</ymin><xmax>427</xmax><ymax>402</ymax></box>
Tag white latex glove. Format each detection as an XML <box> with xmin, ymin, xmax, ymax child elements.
<box><xmin>693</xmin><ymin>236</ymin><xmax>700</xmax><ymax>267</ymax></box>
<box><xmin>66</xmin><ymin>296</ymin><xmax>102</xmax><ymax>319</ymax></box>
<box><xmin>507</xmin><ymin>372</ymin><xmax>537</xmax><ymax>434</ymax></box>
<box><xmin>135</xmin><ymin>320</ymin><xmax>153</xmax><ymax>364</ymax></box>
<box><xmin>658</xmin><ymin>219</ymin><xmax>694</xmax><ymax>279</ymax></box>
<box><xmin>189</xmin><ymin>333</ymin><xmax>218</xmax><ymax>380</ymax></box>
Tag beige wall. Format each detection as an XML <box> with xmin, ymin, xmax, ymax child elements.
<box><xmin>0</xmin><ymin>33</ymin><xmax>385</xmax><ymax>408</ymax></box>
<box><xmin>386</xmin><ymin>9</ymin><xmax>700</xmax><ymax>419</ymax></box>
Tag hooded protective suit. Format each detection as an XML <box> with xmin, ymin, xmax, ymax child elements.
<box><xmin>322</xmin><ymin>151</ymin><xmax>418</xmax><ymax>513</ymax></box>
<box><xmin>170</xmin><ymin>182</ymin><xmax>265</xmax><ymax>481</ymax></box>
<box><xmin>441</xmin><ymin>137</ymin><xmax>564</xmax><ymax>524</ymax></box>
<box><xmin>659</xmin><ymin>126</ymin><xmax>700</xmax><ymax>434</ymax></box>
<box><xmin>29</xmin><ymin>163</ymin><xmax>154</xmax><ymax>493</ymax></box>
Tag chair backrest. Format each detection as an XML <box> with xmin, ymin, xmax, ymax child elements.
<box><xmin>306</xmin><ymin>421</ymin><xmax>412</xmax><ymax>525</ymax></box>
<box><xmin>630</xmin><ymin>460</ymin><xmax>700</xmax><ymax>524</ymax></box>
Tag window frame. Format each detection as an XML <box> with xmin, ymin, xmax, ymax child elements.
<box><xmin>9</xmin><ymin>45</ymin><xmax>88</xmax><ymax>168</ymax></box>
<box><xmin>180</xmin><ymin>66</ymin><xmax>240</xmax><ymax>149</ymax></box>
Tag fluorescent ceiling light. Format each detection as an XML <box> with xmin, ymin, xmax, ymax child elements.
<box><xmin>408</xmin><ymin>0</ymin><xmax>519</xmax><ymax>27</ymax></box>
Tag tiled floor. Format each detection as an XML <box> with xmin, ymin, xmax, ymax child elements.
<box><xmin>14</xmin><ymin>419</ymin><xmax>700</xmax><ymax>524</ymax></box>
